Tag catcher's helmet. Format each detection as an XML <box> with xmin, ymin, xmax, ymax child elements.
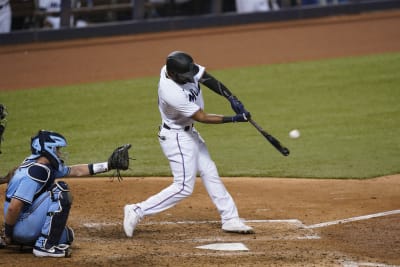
<box><xmin>31</xmin><ymin>130</ymin><xmax>67</xmax><ymax>171</ymax></box>
<box><xmin>166</xmin><ymin>51</ymin><xmax>199</xmax><ymax>84</ymax></box>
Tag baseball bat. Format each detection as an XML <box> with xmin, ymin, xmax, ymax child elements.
<box><xmin>248</xmin><ymin>118</ymin><xmax>290</xmax><ymax>156</ymax></box>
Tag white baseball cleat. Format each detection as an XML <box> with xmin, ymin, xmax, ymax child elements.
<box><xmin>222</xmin><ymin>218</ymin><xmax>254</xmax><ymax>234</ymax></box>
<box><xmin>123</xmin><ymin>204</ymin><xmax>141</xmax><ymax>237</ymax></box>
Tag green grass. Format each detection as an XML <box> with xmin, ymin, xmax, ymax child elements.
<box><xmin>1</xmin><ymin>52</ymin><xmax>399</xmax><ymax>178</ymax></box>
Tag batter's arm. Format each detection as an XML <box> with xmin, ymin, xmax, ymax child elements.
<box><xmin>199</xmin><ymin>72</ymin><xmax>248</xmax><ymax>115</ymax></box>
<box><xmin>199</xmin><ymin>72</ymin><xmax>233</xmax><ymax>99</ymax></box>
<box><xmin>192</xmin><ymin>109</ymin><xmax>224</xmax><ymax>124</ymax></box>
<box><xmin>192</xmin><ymin>109</ymin><xmax>250</xmax><ymax>124</ymax></box>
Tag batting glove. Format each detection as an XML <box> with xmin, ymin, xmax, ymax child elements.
<box><xmin>228</xmin><ymin>96</ymin><xmax>246</xmax><ymax>114</ymax></box>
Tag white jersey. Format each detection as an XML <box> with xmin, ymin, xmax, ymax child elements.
<box><xmin>158</xmin><ymin>64</ymin><xmax>205</xmax><ymax>129</ymax></box>
<box><xmin>0</xmin><ymin>0</ymin><xmax>11</xmax><ymax>33</ymax></box>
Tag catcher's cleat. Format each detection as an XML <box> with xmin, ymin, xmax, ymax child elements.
<box><xmin>222</xmin><ymin>218</ymin><xmax>254</xmax><ymax>234</ymax></box>
<box><xmin>123</xmin><ymin>205</ymin><xmax>142</xmax><ymax>237</ymax></box>
<box><xmin>33</xmin><ymin>244</ymin><xmax>71</xmax><ymax>258</ymax></box>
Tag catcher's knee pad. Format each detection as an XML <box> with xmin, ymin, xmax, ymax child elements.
<box><xmin>51</xmin><ymin>181</ymin><xmax>73</xmax><ymax>206</ymax></box>
<box><xmin>43</xmin><ymin>181</ymin><xmax>73</xmax><ymax>246</ymax></box>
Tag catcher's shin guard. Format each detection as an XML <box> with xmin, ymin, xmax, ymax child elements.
<box><xmin>37</xmin><ymin>181</ymin><xmax>72</xmax><ymax>248</ymax></box>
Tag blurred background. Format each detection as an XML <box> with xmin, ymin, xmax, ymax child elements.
<box><xmin>1</xmin><ymin>0</ymin><xmax>399</xmax><ymax>44</ymax></box>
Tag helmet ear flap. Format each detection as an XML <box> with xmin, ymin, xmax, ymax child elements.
<box><xmin>31</xmin><ymin>132</ymin><xmax>41</xmax><ymax>154</ymax></box>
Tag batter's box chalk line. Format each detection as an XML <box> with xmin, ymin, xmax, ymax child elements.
<box><xmin>306</xmin><ymin>209</ymin><xmax>400</xmax><ymax>229</ymax></box>
<box><xmin>82</xmin><ymin>209</ymin><xmax>400</xmax><ymax>230</ymax></box>
<box><xmin>83</xmin><ymin>218</ymin><xmax>320</xmax><ymax>243</ymax></box>
<box><xmin>342</xmin><ymin>260</ymin><xmax>400</xmax><ymax>267</ymax></box>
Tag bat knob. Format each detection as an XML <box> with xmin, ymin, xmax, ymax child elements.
<box><xmin>282</xmin><ymin>148</ymin><xmax>290</xmax><ymax>156</ymax></box>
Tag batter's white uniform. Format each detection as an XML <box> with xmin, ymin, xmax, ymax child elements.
<box><xmin>235</xmin><ymin>0</ymin><xmax>270</xmax><ymax>13</ymax></box>
<box><xmin>0</xmin><ymin>0</ymin><xmax>11</xmax><ymax>33</ymax></box>
<box><xmin>135</xmin><ymin>64</ymin><xmax>240</xmax><ymax>223</ymax></box>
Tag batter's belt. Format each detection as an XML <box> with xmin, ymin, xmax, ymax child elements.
<box><xmin>162</xmin><ymin>123</ymin><xmax>193</xmax><ymax>132</ymax></box>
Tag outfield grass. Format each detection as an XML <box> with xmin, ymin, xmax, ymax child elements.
<box><xmin>1</xmin><ymin>52</ymin><xmax>399</xmax><ymax>178</ymax></box>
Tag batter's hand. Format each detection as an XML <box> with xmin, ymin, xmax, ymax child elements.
<box><xmin>232</xmin><ymin>112</ymin><xmax>251</xmax><ymax>122</ymax></box>
<box><xmin>0</xmin><ymin>104</ymin><xmax>7</xmax><ymax>120</ymax></box>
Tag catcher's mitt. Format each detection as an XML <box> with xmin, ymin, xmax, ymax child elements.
<box><xmin>0</xmin><ymin>167</ymin><xmax>17</xmax><ymax>185</ymax></box>
<box><xmin>0</xmin><ymin>104</ymin><xmax>7</xmax><ymax>154</ymax></box>
<box><xmin>108</xmin><ymin>144</ymin><xmax>132</xmax><ymax>181</ymax></box>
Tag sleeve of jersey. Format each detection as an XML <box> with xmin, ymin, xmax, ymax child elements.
<box><xmin>13</xmin><ymin>177</ymin><xmax>41</xmax><ymax>204</ymax></box>
<box><xmin>13</xmin><ymin>164</ymin><xmax>50</xmax><ymax>204</ymax></box>
<box><xmin>194</xmin><ymin>64</ymin><xmax>205</xmax><ymax>81</ymax></box>
<box><xmin>54</xmin><ymin>165</ymin><xmax>71</xmax><ymax>178</ymax></box>
<box><xmin>162</xmin><ymin>84</ymin><xmax>200</xmax><ymax>118</ymax></box>
<box><xmin>173</xmin><ymin>91</ymin><xmax>199</xmax><ymax>117</ymax></box>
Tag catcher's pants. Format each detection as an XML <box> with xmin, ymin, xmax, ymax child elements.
<box><xmin>4</xmin><ymin>189</ymin><xmax>72</xmax><ymax>246</ymax></box>
<box><xmin>136</xmin><ymin>127</ymin><xmax>239</xmax><ymax>223</ymax></box>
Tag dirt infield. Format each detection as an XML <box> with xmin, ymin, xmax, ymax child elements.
<box><xmin>1</xmin><ymin>9</ymin><xmax>400</xmax><ymax>267</ymax></box>
<box><xmin>1</xmin><ymin>176</ymin><xmax>399</xmax><ymax>266</ymax></box>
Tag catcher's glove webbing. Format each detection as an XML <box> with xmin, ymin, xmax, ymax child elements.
<box><xmin>108</xmin><ymin>144</ymin><xmax>132</xmax><ymax>181</ymax></box>
<box><xmin>0</xmin><ymin>104</ymin><xmax>8</xmax><ymax>154</ymax></box>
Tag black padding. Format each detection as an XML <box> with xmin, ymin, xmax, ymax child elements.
<box><xmin>27</xmin><ymin>164</ymin><xmax>50</xmax><ymax>183</ymax></box>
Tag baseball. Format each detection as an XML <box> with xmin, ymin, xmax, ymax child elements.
<box><xmin>289</xmin><ymin>129</ymin><xmax>300</xmax><ymax>139</ymax></box>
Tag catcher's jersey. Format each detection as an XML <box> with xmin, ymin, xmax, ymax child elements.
<box><xmin>158</xmin><ymin>64</ymin><xmax>205</xmax><ymax>129</ymax></box>
<box><xmin>5</xmin><ymin>156</ymin><xmax>70</xmax><ymax>206</ymax></box>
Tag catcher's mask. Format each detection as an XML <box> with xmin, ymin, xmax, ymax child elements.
<box><xmin>31</xmin><ymin>130</ymin><xmax>67</xmax><ymax>171</ymax></box>
<box><xmin>166</xmin><ymin>51</ymin><xmax>199</xmax><ymax>84</ymax></box>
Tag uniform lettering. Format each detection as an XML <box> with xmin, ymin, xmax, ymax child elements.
<box><xmin>188</xmin><ymin>88</ymin><xmax>200</xmax><ymax>102</ymax></box>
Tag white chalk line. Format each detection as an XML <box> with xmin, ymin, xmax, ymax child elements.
<box><xmin>342</xmin><ymin>260</ymin><xmax>400</xmax><ymax>267</ymax></box>
<box><xmin>306</xmin><ymin>209</ymin><xmax>400</xmax><ymax>229</ymax></box>
<box><xmin>83</xmin><ymin>209</ymin><xmax>400</xmax><ymax>230</ymax></box>
<box><xmin>83</xmin><ymin>219</ymin><xmax>304</xmax><ymax>228</ymax></box>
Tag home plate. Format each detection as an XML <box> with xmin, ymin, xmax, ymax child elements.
<box><xmin>196</xmin><ymin>243</ymin><xmax>249</xmax><ymax>251</ymax></box>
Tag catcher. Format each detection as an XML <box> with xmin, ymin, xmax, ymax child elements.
<box><xmin>1</xmin><ymin>130</ymin><xmax>131</xmax><ymax>257</ymax></box>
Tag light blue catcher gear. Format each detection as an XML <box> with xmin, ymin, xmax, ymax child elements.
<box><xmin>33</xmin><ymin>181</ymin><xmax>74</xmax><ymax>257</ymax></box>
<box><xmin>30</xmin><ymin>130</ymin><xmax>67</xmax><ymax>172</ymax></box>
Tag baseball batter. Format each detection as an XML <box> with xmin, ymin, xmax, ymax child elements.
<box><xmin>124</xmin><ymin>51</ymin><xmax>254</xmax><ymax>236</ymax></box>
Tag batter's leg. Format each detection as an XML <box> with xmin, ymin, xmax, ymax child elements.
<box><xmin>196</xmin><ymin>133</ymin><xmax>239</xmax><ymax>223</ymax></box>
<box><xmin>137</xmin><ymin>131</ymin><xmax>198</xmax><ymax>216</ymax></box>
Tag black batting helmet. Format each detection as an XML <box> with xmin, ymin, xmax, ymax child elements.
<box><xmin>166</xmin><ymin>51</ymin><xmax>199</xmax><ymax>84</ymax></box>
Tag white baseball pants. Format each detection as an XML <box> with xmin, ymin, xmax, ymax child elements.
<box><xmin>136</xmin><ymin>127</ymin><xmax>239</xmax><ymax>223</ymax></box>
